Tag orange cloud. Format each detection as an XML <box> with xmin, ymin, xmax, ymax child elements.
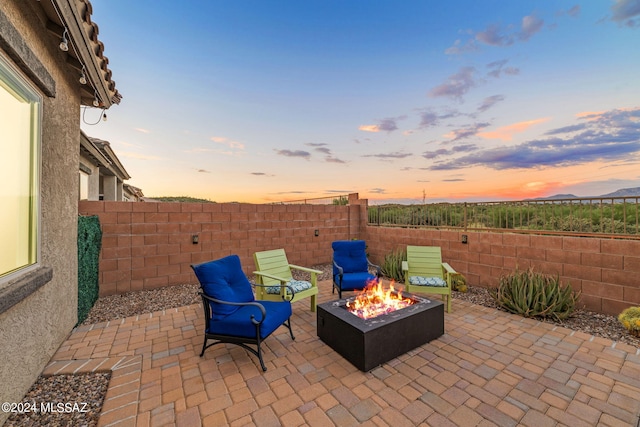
<box><xmin>478</xmin><ymin>117</ymin><xmax>550</xmax><ymax>141</ymax></box>
<box><xmin>358</xmin><ymin>125</ymin><xmax>380</xmax><ymax>132</ymax></box>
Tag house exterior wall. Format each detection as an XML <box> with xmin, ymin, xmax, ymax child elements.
<box><xmin>102</xmin><ymin>175</ymin><xmax>118</xmax><ymax>201</ymax></box>
<box><xmin>79</xmin><ymin>153</ymin><xmax>101</xmax><ymax>200</ymax></box>
<box><xmin>78</xmin><ymin>200</ymin><xmax>359</xmax><ymax>296</ymax></box>
<box><xmin>0</xmin><ymin>2</ymin><xmax>80</xmax><ymax>423</ymax></box>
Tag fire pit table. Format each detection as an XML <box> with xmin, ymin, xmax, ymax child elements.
<box><xmin>317</xmin><ymin>285</ymin><xmax>444</xmax><ymax>372</ymax></box>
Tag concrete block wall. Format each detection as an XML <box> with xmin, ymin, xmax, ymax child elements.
<box><xmin>79</xmin><ymin>195</ymin><xmax>639</xmax><ymax>315</ymax></box>
<box><xmin>78</xmin><ymin>200</ymin><xmax>359</xmax><ymax>296</ymax></box>
<box><xmin>364</xmin><ymin>227</ymin><xmax>640</xmax><ymax>316</ymax></box>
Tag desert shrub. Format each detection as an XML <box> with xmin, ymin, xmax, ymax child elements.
<box><xmin>618</xmin><ymin>307</ymin><xmax>640</xmax><ymax>337</ymax></box>
<box><xmin>452</xmin><ymin>274</ymin><xmax>468</xmax><ymax>292</ymax></box>
<box><xmin>381</xmin><ymin>248</ymin><xmax>406</xmax><ymax>282</ymax></box>
<box><xmin>493</xmin><ymin>267</ymin><xmax>580</xmax><ymax>320</ymax></box>
<box><xmin>332</xmin><ymin>196</ymin><xmax>348</xmax><ymax>205</ymax></box>
<box><xmin>595</xmin><ymin>217</ymin><xmax>628</xmax><ymax>234</ymax></box>
<box><xmin>549</xmin><ymin>216</ymin><xmax>593</xmax><ymax>232</ymax></box>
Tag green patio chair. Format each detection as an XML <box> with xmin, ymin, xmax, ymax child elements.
<box><xmin>253</xmin><ymin>249</ymin><xmax>321</xmax><ymax>312</ymax></box>
<box><xmin>402</xmin><ymin>245</ymin><xmax>456</xmax><ymax>313</ymax></box>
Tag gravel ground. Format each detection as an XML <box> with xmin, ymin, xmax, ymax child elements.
<box><xmin>12</xmin><ymin>264</ymin><xmax>638</xmax><ymax>426</ymax></box>
<box><xmin>5</xmin><ymin>372</ymin><xmax>110</xmax><ymax>427</ymax></box>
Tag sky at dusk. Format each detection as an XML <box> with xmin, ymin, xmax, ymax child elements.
<box><xmin>82</xmin><ymin>0</ymin><xmax>640</xmax><ymax>204</ymax></box>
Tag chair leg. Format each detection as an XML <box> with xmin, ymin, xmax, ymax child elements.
<box><xmin>200</xmin><ymin>337</ymin><xmax>207</xmax><ymax>357</ymax></box>
<box><xmin>255</xmin><ymin>319</ymin><xmax>295</xmax><ymax>372</ymax></box>
<box><xmin>310</xmin><ymin>294</ymin><xmax>317</xmax><ymax>312</ymax></box>
<box><xmin>247</xmin><ymin>335</ymin><xmax>265</xmax><ymax>371</ymax></box>
<box><xmin>332</xmin><ymin>282</ymin><xmax>342</xmax><ymax>299</ymax></box>
<box><xmin>285</xmin><ymin>318</ymin><xmax>295</xmax><ymax>340</ymax></box>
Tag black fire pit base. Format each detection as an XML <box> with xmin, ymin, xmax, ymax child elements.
<box><xmin>317</xmin><ymin>293</ymin><xmax>444</xmax><ymax>371</ymax></box>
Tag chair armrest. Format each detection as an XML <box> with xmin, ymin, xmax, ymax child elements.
<box><xmin>441</xmin><ymin>262</ymin><xmax>457</xmax><ymax>287</ymax></box>
<box><xmin>442</xmin><ymin>262</ymin><xmax>457</xmax><ymax>275</ymax></box>
<box><xmin>367</xmin><ymin>259</ymin><xmax>381</xmax><ymax>277</ymax></box>
<box><xmin>253</xmin><ymin>271</ymin><xmax>289</xmax><ymax>283</ymax></box>
<box><xmin>332</xmin><ymin>260</ymin><xmax>343</xmax><ymax>276</ymax></box>
<box><xmin>289</xmin><ymin>265</ymin><xmax>321</xmax><ymax>286</ymax></box>
<box><xmin>251</xmin><ymin>279</ymin><xmax>296</xmax><ymax>302</ymax></box>
<box><xmin>289</xmin><ymin>264</ymin><xmax>322</xmax><ymax>275</ymax></box>
<box><xmin>200</xmin><ymin>292</ymin><xmax>267</xmax><ymax>324</ymax></box>
<box><xmin>401</xmin><ymin>261</ymin><xmax>408</xmax><ymax>272</ymax></box>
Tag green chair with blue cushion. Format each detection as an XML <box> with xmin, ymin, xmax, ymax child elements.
<box><xmin>402</xmin><ymin>245</ymin><xmax>457</xmax><ymax>313</ymax></box>
<box><xmin>191</xmin><ymin>254</ymin><xmax>295</xmax><ymax>371</ymax></box>
<box><xmin>332</xmin><ymin>240</ymin><xmax>381</xmax><ymax>299</ymax></box>
<box><xmin>253</xmin><ymin>249</ymin><xmax>321</xmax><ymax>312</ymax></box>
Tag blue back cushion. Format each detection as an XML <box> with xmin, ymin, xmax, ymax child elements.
<box><xmin>192</xmin><ymin>255</ymin><xmax>255</xmax><ymax>318</ymax></box>
<box><xmin>332</xmin><ymin>240</ymin><xmax>368</xmax><ymax>274</ymax></box>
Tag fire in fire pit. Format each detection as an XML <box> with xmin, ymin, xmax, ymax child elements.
<box><xmin>345</xmin><ymin>280</ymin><xmax>414</xmax><ymax>319</ymax></box>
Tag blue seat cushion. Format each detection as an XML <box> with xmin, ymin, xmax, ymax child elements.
<box><xmin>207</xmin><ymin>300</ymin><xmax>292</xmax><ymax>339</ymax></box>
<box><xmin>409</xmin><ymin>276</ymin><xmax>447</xmax><ymax>287</ymax></box>
<box><xmin>265</xmin><ymin>280</ymin><xmax>312</xmax><ymax>295</ymax></box>
<box><xmin>337</xmin><ymin>272</ymin><xmax>376</xmax><ymax>291</ymax></box>
<box><xmin>332</xmin><ymin>240</ymin><xmax>368</xmax><ymax>275</ymax></box>
<box><xmin>192</xmin><ymin>255</ymin><xmax>255</xmax><ymax>320</ymax></box>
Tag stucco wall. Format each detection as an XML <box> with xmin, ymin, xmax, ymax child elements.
<box><xmin>0</xmin><ymin>2</ymin><xmax>80</xmax><ymax>424</ymax></box>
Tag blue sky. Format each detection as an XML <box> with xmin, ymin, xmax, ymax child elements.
<box><xmin>82</xmin><ymin>0</ymin><xmax>640</xmax><ymax>203</ymax></box>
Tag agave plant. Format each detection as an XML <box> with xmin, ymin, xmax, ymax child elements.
<box><xmin>380</xmin><ymin>248</ymin><xmax>406</xmax><ymax>282</ymax></box>
<box><xmin>493</xmin><ymin>267</ymin><xmax>580</xmax><ymax>321</ymax></box>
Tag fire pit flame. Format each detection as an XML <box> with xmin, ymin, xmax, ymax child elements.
<box><xmin>345</xmin><ymin>279</ymin><xmax>415</xmax><ymax>319</ymax></box>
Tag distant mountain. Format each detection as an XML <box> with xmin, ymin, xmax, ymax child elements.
<box><xmin>528</xmin><ymin>194</ymin><xmax>577</xmax><ymax>200</ymax></box>
<box><xmin>544</xmin><ymin>194</ymin><xmax>578</xmax><ymax>199</ymax></box>
<box><xmin>530</xmin><ymin>187</ymin><xmax>640</xmax><ymax>201</ymax></box>
<box><xmin>598</xmin><ymin>187</ymin><xmax>640</xmax><ymax>198</ymax></box>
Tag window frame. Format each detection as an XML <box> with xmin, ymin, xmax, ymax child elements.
<box><xmin>0</xmin><ymin>51</ymin><xmax>42</xmax><ymax>285</ymax></box>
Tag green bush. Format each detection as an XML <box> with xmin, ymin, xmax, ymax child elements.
<box><xmin>380</xmin><ymin>248</ymin><xmax>406</xmax><ymax>282</ymax></box>
<box><xmin>618</xmin><ymin>307</ymin><xmax>640</xmax><ymax>337</ymax></box>
<box><xmin>77</xmin><ymin>215</ymin><xmax>102</xmax><ymax>325</ymax></box>
<box><xmin>493</xmin><ymin>267</ymin><xmax>579</xmax><ymax>320</ymax></box>
<box><xmin>452</xmin><ymin>274</ymin><xmax>468</xmax><ymax>292</ymax></box>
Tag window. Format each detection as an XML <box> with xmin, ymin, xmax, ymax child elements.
<box><xmin>79</xmin><ymin>170</ymin><xmax>89</xmax><ymax>200</ymax></box>
<box><xmin>0</xmin><ymin>53</ymin><xmax>41</xmax><ymax>279</ymax></box>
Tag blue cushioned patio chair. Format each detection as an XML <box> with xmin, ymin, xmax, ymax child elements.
<box><xmin>253</xmin><ymin>248</ymin><xmax>321</xmax><ymax>312</ymax></box>
<box><xmin>332</xmin><ymin>240</ymin><xmax>381</xmax><ymax>299</ymax></box>
<box><xmin>191</xmin><ymin>254</ymin><xmax>295</xmax><ymax>371</ymax></box>
<box><xmin>402</xmin><ymin>245</ymin><xmax>457</xmax><ymax>313</ymax></box>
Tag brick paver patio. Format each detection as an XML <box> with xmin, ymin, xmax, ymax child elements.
<box><xmin>45</xmin><ymin>280</ymin><xmax>640</xmax><ymax>426</ymax></box>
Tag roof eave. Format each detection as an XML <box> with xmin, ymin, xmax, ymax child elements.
<box><xmin>51</xmin><ymin>0</ymin><xmax>121</xmax><ymax>108</ymax></box>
